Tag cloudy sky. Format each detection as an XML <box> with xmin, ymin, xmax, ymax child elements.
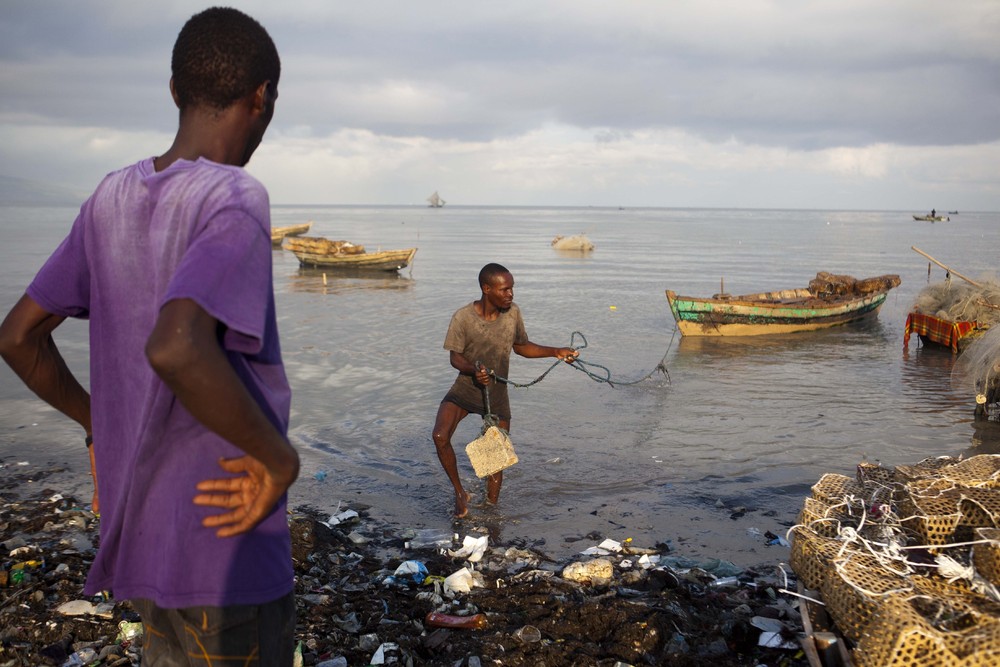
<box><xmin>2</xmin><ymin>1</ymin><xmax>998</xmax><ymax>210</ymax></box>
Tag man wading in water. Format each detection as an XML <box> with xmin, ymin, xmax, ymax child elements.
<box><xmin>432</xmin><ymin>263</ymin><xmax>578</xmax><ymax>518</ymax></box>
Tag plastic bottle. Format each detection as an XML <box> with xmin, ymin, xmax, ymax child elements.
<box><xmin>424</xmin><ymin>612</ymin><xmax>488</xmax><ymax>630</ymax></box>
<box><xmin>404</xmin><ymin>529</ymin><xmax>456</xmax><ymax>549</ymax></box>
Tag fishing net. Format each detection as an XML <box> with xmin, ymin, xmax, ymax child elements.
<box><xmin>790</xmin><ymin>455</ymin><xmax>1000</xmax><ymax>665</ymax></box>
<box><xmin>911</xmin><ymin>276</ymin><xmax>1000</xmax><ymax>325</ymax></box>
<box><xmin>952</xmin><ymin>326</ymin><xmax>1000</xmax><ymax>417</ymax></box>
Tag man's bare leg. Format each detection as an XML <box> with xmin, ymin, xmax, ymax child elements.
<box><xmin>485</xmin><ymin>418</ymin><xmax>510</xmax><ymax>505</ymax></box>
<box><xmin>432</xmin><ymin>401</ymin><xmax>472</xmax><ymax>517</ymax></box>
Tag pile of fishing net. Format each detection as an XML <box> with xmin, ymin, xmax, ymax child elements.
<box><xmin>911</xmin><ymin>277</ymin><xmax>1000</xmax><ymax>326</ymax></box>
<box><xmin>284</xmin><ymin>236</ymin><xmax>366</xmax><ymax>256</ymax></box>
<box><xmin>808</xmin><ymin>272</ymin><xmax>901</xmax><ymax>298</ymax></box>
<box><xmin>790</xmin><ymin>455</ymin><xmax>1000</xmax><ymax>666</ymax></box>
<box><xmin>953</xmin><ymin>326</ymin><xmax>1000</xmax><ymax>417</ymax></box>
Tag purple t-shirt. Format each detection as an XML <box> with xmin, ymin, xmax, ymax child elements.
<box><xmin>28</xmin><ymin>157</ymin><xmax>293</xmax><ymax>608</ymax></box>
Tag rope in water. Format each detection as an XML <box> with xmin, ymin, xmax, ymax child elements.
<box><xmin>489</xmin><ymin>330</ymin><xmax>676</xmax><ymax>389</ymax></box>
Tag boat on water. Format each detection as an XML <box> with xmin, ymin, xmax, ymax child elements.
<box><xmin>271</xmin><ymin>222</ymin><xmax>312</xmax><ymax>246</ymax></box>
<box><xmin>913</xmin><ymin>214</ymin><xmax>950</xmax><ymax>222</ymax></box>
<box><xmin>666</xmin><ymin>272</ymin><xmax>901</xmax><ymax>337</ymax></box>
<box><xmin>427</xmin><ymin>191</ymin><xmax>446</xmax><ymax>208</ymax></box>
<box><xmin>285</xmin><ymin>236</ymin><xmax>416</xmax><ymax>272</ymax></box>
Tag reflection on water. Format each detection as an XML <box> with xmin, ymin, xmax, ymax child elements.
<box><xmin>970</xmin><ymin>416</ymin><xmax>1000</xmax><ymax>454</ymax></box>
<box><xmin>284</xmin><ymin>267</ymin><xmax>414</xmax><ymax>294</ymax></box>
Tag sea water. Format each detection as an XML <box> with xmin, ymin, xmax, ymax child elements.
<box><xmin>2</xmin><ymin>205</ymin><xmax>998</xmax><ymax>564</ymax></box>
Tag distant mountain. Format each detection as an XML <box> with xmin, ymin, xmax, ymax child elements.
<box><xmin>0</xmin><ymin>175</ymin><xmax>87</xmax><ymax>206</ymax></box>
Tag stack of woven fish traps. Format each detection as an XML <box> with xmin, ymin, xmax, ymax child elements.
<box><xmin>284</xmin><ymin>236</ymin><xmax>365</xmax><ymax>256</ymax></box>
<box><xmin>790</xmin><ymin>455</ymin><xmax>1000</xmax><ymax>666</ymax></box>
<box><xmin>808</xmin><ymin>272</ymin><xmax>902</xmax><ymax>298</ymax></box>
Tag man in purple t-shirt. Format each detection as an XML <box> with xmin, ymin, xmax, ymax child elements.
<box><xmin>0</xmin><ymin>8</ymin><xmax>299</xmax><ymax>665</ymax></box>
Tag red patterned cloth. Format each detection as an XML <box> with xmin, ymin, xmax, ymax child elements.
<box><xmin>904</xmin><ymin>312</ymin><xmax>978</xmax><ymax>353</ymax></box>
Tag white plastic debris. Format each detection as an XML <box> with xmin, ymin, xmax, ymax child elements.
<box><xmin>443</xmin><ymin>567</ymin><xmax>475</xmax><ymax>596</ymax></box>
<box><xmin>323</xmin><ymin>509</ymin><xmax>359</xmax><ymax>527</ymax></box>
<box><xmin>448</xmin><ymin>534</ymin><xmax>488</xmax><ymax>562</ymax></box>
<box><xmin>56</xmin><ymin>600</ymin><xmax>97</xmax><ymax>616</ymax></box>
<box><xmin>580</xmin><ymin>538</ymin><xmax>622</xmax><ymax>556</ymax></box>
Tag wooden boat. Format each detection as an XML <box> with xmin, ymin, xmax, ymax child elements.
<box><xmin>666</xmin><ymin>272</ymin><xmax>901</xmax><ymax>337</ymax></box>
<box><xmin>286</xmin><ymin>236</ymin><xmax>416</xmax><ymax>272</ymax></box>
<box><xmin>912</xmin><ymin>214</ymin><xmax>950</xmax><ymax>222</ymax></box>
<box><xmin>271</xmin><ymin>222</ymin><xmax>312</xmax><ymax>245</ymax></box>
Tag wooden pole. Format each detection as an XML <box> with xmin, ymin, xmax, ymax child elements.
<box><xmin>910</xmin><ymin>246</ymin><xmax>982</xmax><ymax>288</ymax></box>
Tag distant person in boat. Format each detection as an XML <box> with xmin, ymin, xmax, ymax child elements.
<box><xmin>0</xmin><ymin>8</ymin><xmax>299</xmax><ymax>664</ymax></box>
<box><xmin>432</xmin><ymin>263</ymin><xmax>579</xmax><ymax>518</ymax></box>
<box><xmin>931</xmin><ymin>209</ymin><xmax>936</xmax><ymax>218</ymax></box>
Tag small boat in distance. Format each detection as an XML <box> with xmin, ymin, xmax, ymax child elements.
<box><xmin>913</xmin><ymin>214</ymin><xmax>950</xmax><ymax>222</ymax></box>
<box><xmin>666</xmin><ymin>272</ymin><xmax>901</xmax><ymax>337</ymax></box>
<box><xmin>285</xmin><ymin>236</ymin><xmax>416</xmax><ymax>272</ymax></box>
<box><xmin>427</xmin><ymin>191</ymin><xmax>446</xmax><ymax>208</ymax></box>
<box><xmin>271</xmin><ymin>222</ymin><xmax>312</xmax><ymax>246</ymax></box>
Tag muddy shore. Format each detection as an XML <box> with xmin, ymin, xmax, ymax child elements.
<box><xmin>1</xmin><ymin>458</ymin><xmax>809</xmax><ymax>666</ymax></box>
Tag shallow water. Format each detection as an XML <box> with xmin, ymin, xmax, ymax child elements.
<box><xmin>2</xmin><ymin>205</ymin><xmax>998</xmax><ymax>564</ymax></box>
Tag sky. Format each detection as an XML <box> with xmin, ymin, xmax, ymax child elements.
<box><xmin>1</xmin><ymin>1</ymin><xmax>999</xmax><ymax>210</ymax></box>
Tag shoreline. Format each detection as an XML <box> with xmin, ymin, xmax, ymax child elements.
<box><xmin>1</xmin><ymin>458</ymin><xmax>809</xmax><ymax>666</ymax></box>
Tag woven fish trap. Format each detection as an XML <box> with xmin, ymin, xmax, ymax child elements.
<box><xmin>465</xmin><ymin>425</ymin><xmax>518</xmax><ymax>479</ymax></box>
<box><xmin>972</xmin><ymin>527</ymin><xmax>1000</xmax><ymax>587</ymax></box>
<box><xmin>820</xmin><ymin>551</ymin><xmax>914</xmax><ymax>643</ymax></box>
<box><xmin>857</xmin><ymin>461</ymin><xmax>905</xmax><ymax>505</ymax></box>
<box><xmin>899</xmin><ymin>479</ymin><xmax>965</xmax><ymax>546</ymax></box>
<box><xmin>955</xmin><ymin>488</ymin><xmax>1000</xmax><ymax>539</ymax></box>
<box><xmin>797</xmin><ymin>497</ymin><xmax>849</xmax><ymax>537</ymax></box>
<box><xmin>896</xmin><ymin>456</ymin><xmax>964</xmax><ymax>484</ymax></box>
<box><xmin>939</xmin><ymin>455</ymin><xmax>1000</xmax><ymax>489</ymax></box>
<box><xmin>853</xmin><ymin>594</ymin><xmax>1000</xmax><ymax>667</ymax></box>
<box><xmin>854</xmin><ymin>274</ymin><xmax>901</xmax><ymax>294</ymax></box>
<box><xmin>910</xmin><ymin>575</ymin><xmax>1000</xmax><ymax>620</ymax></box>
<box><xmin>812</xmin><ymin>473</ymin><xmax>867</xmax><ymax>504</ymax></box>
<box><xmin>789</xmin><ymin>526</ymin><xmax>853</xmax><ymax>590</ymax></box>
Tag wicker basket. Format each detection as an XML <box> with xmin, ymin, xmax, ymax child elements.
<box><xmin>465</xmin><ymin>426</ymin><xmax>518</xmax><ymax>478</ymax></box>
<box><xmin>853</xmin><ymin>594</ymin><xmax>1000</xmax><ymax>667</ymax></box>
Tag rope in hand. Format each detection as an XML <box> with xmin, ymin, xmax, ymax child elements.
<box><xmin>488</xmin><ymin>330</ymin><xmax>675</xmax><ymax>389</ymax></box>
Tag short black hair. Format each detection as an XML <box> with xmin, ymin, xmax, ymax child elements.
<box><xmin>479</xmin><ymin>263</ymin><xmax>510</xmax><ymax>289</ymax></box>
<box><xmin>171</xmin><ymin>7</ymin><xmax>280</xmax><ymax>111</ymax></box>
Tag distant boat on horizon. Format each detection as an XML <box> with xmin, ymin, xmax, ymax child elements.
<box><xmin>427</xmin><ymin>191</ymin><xmax>446</xmax><ymax>208</ymax></box>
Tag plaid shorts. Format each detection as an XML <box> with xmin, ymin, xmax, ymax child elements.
<box><xmin>133</xmin><ymin>591</ymin><xmax>295</xmax><ymax>666</ymax></box>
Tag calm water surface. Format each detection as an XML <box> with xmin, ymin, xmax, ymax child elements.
<box><xmin>2</xmin><ymin>205</ymin><xmax>998</xmax><ymax>564</ymax></box>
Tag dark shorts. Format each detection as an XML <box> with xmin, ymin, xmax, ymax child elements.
<box><xmin>133</xmin><ymin>591</ymin><xmax>295</xmax><ymax>666</ymax></box>
<box><xmin>443</xmin><ymin>387</ymin><xmax>511</xmax><ymax>422</ymax></box>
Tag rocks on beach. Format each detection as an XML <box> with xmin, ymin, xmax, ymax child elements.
<box><xmin>2</xmin><ymin>461</ymin><xmax>808</xmax><ymax>666</ymax></box>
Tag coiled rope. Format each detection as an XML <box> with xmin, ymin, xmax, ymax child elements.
<box><xmin>488</xmin><ymin>330</ymin><xmax>675</xmax><ymax>389</ymax></box>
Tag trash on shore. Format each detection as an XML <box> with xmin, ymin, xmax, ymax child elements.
<box><xmin>1</xmin><ymin>461</ymin><xmax>809</xmax><ymax>666</ymax></box>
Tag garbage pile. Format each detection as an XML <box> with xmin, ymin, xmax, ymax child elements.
<box><xmin>1</xmin><ymin>462</ymin><xmax>811</xmax><ymax>666</ymax></box>
<box><xmin>789</xmin><ymin>455</ymin><xmax>1000</xmax><ymax>667</ymax></box>
<box><xmin>285</xmin><ymin>236</ymin><xmax>366</xmax><ymax>256</ymax></box>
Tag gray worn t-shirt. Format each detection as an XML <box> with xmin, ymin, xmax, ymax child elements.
<box><xmin>443</xmin><ymin>302</ymin><xmax>528</xmax><ymax>418</ymax></box>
